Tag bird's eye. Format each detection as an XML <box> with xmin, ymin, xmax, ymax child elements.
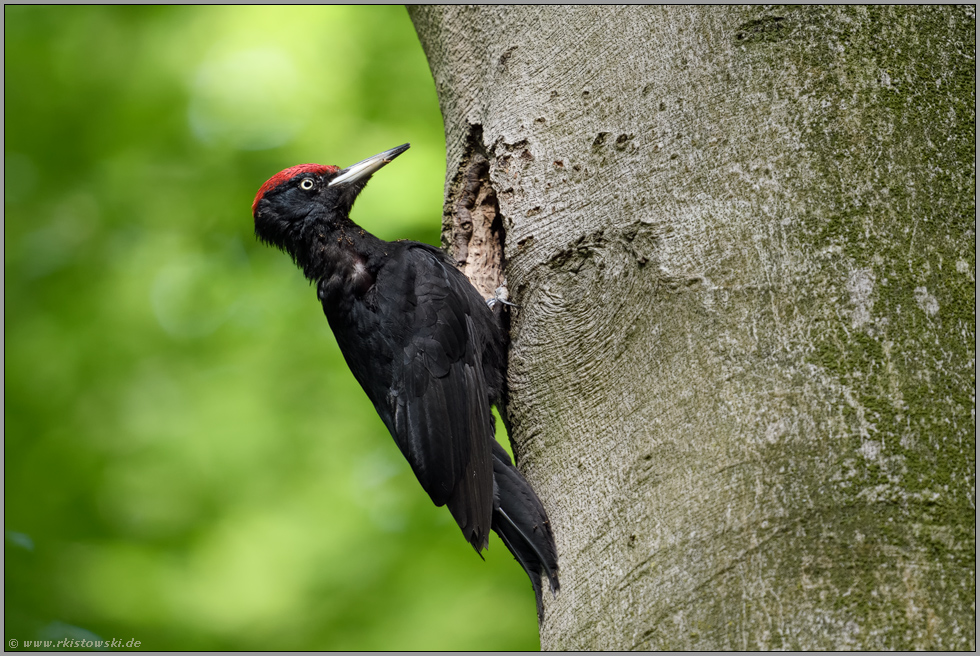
<box><xmin>299</xmin><ymin>178</ymin><xmax>315</xmax><ymax>191</ymax></box>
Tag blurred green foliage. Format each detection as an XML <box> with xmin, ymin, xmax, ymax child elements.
<box><xmin>4</xmin><ymin>6</ymin><xmax>540</xmax><ymax>650</ymax></box>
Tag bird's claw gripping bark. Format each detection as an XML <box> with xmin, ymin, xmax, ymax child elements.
<box><xmin>486</xmin><ymin>286</ymin><xmax>519</xmax><ymax>309</ymax></box>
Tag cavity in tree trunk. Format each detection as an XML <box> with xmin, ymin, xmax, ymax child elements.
<box><xmin>410</xmin><ymin>6</ymin><xmax>976</xmax><ymax>650</ymax></box>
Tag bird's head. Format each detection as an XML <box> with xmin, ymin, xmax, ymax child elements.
<box><xmin>252</xmin><ymin>143</ymin><xmax>410</xmax><ymax>252</ymax></box>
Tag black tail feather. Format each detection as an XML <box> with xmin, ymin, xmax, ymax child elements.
<box><xmin>490</xmin><ymin>441</ymin><xmax>560</xmax><ymax>619</ymax></box>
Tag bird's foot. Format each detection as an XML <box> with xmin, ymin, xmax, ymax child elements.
<box><xmin>486</xmin><ymin>286</ymin><xmax>519</xmax><ymax>310</ymax></box>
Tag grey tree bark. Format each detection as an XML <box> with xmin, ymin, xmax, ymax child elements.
<box><xmin>409</xmin><ymin>6</ymin><xmax>975</xmax><ymax>651</ymax></box>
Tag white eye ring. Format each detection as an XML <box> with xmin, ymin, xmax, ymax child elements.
<box><xmin>299</xmin><ymin>178</ymin><xmax>315</xmax><ymax>190</ymax></box>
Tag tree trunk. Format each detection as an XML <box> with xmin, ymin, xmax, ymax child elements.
<box><xmin>409</xmin><ymin>6</ymin><xmax>975</xmax><ymax>651</ymax></box>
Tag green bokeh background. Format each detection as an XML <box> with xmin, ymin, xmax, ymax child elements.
<box><xmin>5</xmin><ymin>6</ymin><xmax>540</xmax><ymax>650</ymax></box>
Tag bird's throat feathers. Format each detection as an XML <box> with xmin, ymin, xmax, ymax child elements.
<box><xmin>298</xmin><ymin>221</ymin><xmax>381</xmax><ymax>297</ymax></box>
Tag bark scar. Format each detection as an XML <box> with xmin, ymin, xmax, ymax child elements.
<box><xmin>443</xmin><ymin>123</ymin><xmax>506</xmax><ymax>300</ymax></box>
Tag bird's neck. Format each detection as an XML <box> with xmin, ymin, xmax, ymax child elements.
<box><xmin>298</xmin><ymin>214</ymin><xmax>386</xmax><ymax>289</ymax></box>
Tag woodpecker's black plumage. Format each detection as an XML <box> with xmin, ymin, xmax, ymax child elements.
<box><xmin>252</xmin><ymin>144</ymin><xmax>558</xmax><ymax>614</ymax></box>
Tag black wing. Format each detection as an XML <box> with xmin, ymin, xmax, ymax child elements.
<box><xmin>365</xmin><ymin>243</ymin><xmax>495</xmax><ymax>552</ymax></box>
